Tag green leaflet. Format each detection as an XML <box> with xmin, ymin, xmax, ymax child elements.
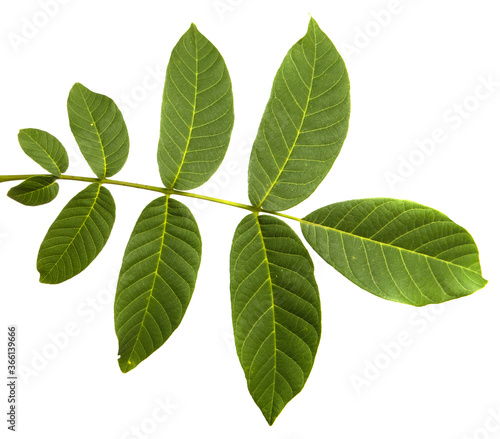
<box><xmin>37</xmin><ymin>183</ymin><xmax>116</xmax><ymax>284</ymax></box>
<box><xmin>18</xmin><ymin>129</ymin><xmax>69</xmax><ymax>176</ymax></box>
<box><xmin>230</xmin><ymin>214</ymin><xmax>321</xmax><ymax>425</ymax></box>
<box><xmin>248</xmin><ymin>18</ymin><xmax>350</xmax><ymax>211</ymax></box>
<box><xmin>301</xmin><ymin>198</ymin><xmax>487</xmax><ymax>306</ymax></box>
<box><xmin>157</xmin><ymin>23</ymin><xmax>234</xmax><ymax>190</ymax></box>
<box><xmin>7</xmin><ymin>176</ymin><xmax>59</xmax><ymax>206</ymax></box>
<box><xmin>68</xmin><ymin>83</ymin><xmax>129</xmax><ymax>178</ymax></box>
<box><xmin>115</xmin><ymin>196</ymin><xmax>202</xmax><ymax>373</ymax></box>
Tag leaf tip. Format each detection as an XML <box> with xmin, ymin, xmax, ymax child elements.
<box><xmin>118</xmin><ymin>356</ymin><xmax>138</xmax><ymax>374</ymax></box>
<box><xmin>38</xmin><ymin>268</ymin><xmax>59</xmax><ymax>284</ymax></box>
<box><xmin>187</xmin><ymin>22</ymin><xmax>201</xmax><ymax>38</ymax></box>
<box><xmin>38</xmin><ymin>273</ymin><xmax>50</xmax><ymax>284</ymax></box>
<box><xmin>260</xmin><ymin>406</ymin><xmax>280</xmax><ymax>426</ymax></box>
<box><xmin>6</xmin><ymin>192</ymin><xmax>18</xmax><ymax>205</ymax></box>
<box><xmin>308</xmin><ymin>14</ymin><xmax>318</xmax><ymax>27</ymax></box>
<box><xmin>37</xmin><ymin>263</ymin><xmax>61</xmax><ymax>285</ymax></box>
<box><xmin>265</xmin><ymin>415</ymin><xmax>276</xmax><ymax>426</ymax></box>
<box><xmin>70</xmin><ymin>82</ymin><xmax>88</xmax><ymax>95</ymax></box>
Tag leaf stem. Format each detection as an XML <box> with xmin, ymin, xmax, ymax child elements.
<box><xmin>0</xmin><ymin>173</ymin><xmax>289</xmax><ymax>217</ymax></box>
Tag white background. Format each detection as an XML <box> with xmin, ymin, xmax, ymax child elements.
<box><xmin>1</xmin><ymin>1</ymin><xmax>499</xmax><ymax>438</ymax></box>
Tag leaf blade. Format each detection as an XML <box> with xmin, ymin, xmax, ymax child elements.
<box><xmin>230</xmin><ymin>214</ymin><xmax>321</xmax><ymax>425</ymax></box>
<box><xmin>157</xmin><ymin>23</ymin><xmax>234</xmax><ymax>190</ymax></box>
<box><xmin>248</xmin><ymin>17</ymin><xmax>350</xmax><ymax>211</ymax></box>
<box><xmin>68</xmin><ymin>83</ymin><xmax>129</xmax><ymax>178</ymax></box>
<box><xmin>7</xmin><ymin>176</ymin><xmax>59</xmax><ymax>206</ymax></box>
<box><xmin>37</xmin><ymin>183</ymin><xmax>116</xmax><ymax>284</ymax></box>
<box><xmin>18</xmin><ymin>129</ymin><xmax>69</xmax><ymax>176</ymax></box>
<box><xmin>301</xmin><ymin>198</ymin><xmax>487</xmax><ymax>306</ymax></box>
<box><xmin>114</xmin><ymin>196</ymin><xmax>202</xmax><ymax>373</ymax></box>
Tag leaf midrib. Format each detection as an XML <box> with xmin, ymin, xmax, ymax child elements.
<box><xmin>40</xmin><ymin>184</ymin><xmax>102</xmax><ymax>282</ymax></box>
<box><xmin>170</xmin><ymin>32</ymin><xmax>199</xmax><ymax>189</ymax></box>
<box><xmin>302</xmin><ymin>218</ymin><xmax>482</xmax><ymax>277</ymax></box>
<box><xmin>78</xmin><ymin>86</ymin><xmax>107</xmax><ymax>177</ymax></box>
<box><xmin>123</xmin><ymin>196</ymin><xmax>170</xmax><ymax>370</ymax></box>
<box><xmin>257</xmin><ymin>26</ymin><xmax>317</xmax><ymax>209</ymax></box>
<box><xmin>20</xmin><ymin>178</ymin><xmax>57</xmax><ymax>195</ymax></box>
<box><xmin>254</xmin><ymin>214</ymin><xmax>278</xmax><ymax>422</ymax></box>
<box><xmin>24</xmin><ymin>180</ymin><xmax>57</xmax><ymax>199</ymax></box>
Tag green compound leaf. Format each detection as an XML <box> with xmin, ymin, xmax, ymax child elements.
<box><xmin>37</xmin><ymin>183</ymin><xmax>116</xmax><ymax>284</ymax></box>
<box><xmin>18</xmin><ymin>129</ymin><xmax>69</xmax><ymax>176</ymax></box>
<box><xmin>230</xmin><ymin>214</ymin><xmax>321</xmax><ymax>425</ymax></box>
<box><xmin>301</xmin><ymin>198</ymin><xmax>487</xmax><ymax>306</ymax></box>
<box><xmin>7</xmin><ymin>176</ymin><xmax>59</xmax><ymax>206</ymax></box>
<box><xmin>115</xmin><ymin>196</ymin><xmax>202</xmax><ymax>373</ymax></box>
<box><xmin>68</xmin><ymin>83</ymin><xmax>129</xmax><ymax>178</ymax></box>
<box><xmin>248</xmin><ymin>17</ymin><xmax>350</xmax><ymax>211</ymax></box>
<box><xmin>157</xmin><ymin>23</ymin><xmax>234</xmax><ymax>190</ymax></box>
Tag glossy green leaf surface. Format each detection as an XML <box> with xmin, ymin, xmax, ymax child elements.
<box><xmin>68</xmin><ymin>83</ymin><xmax>129</xmax><ymax>178</ymax></box>
<box><xmin>115</xmin><ymin>196</ymin><xmax>202</xmax><ymax>373</ymax></box>
<box><xmin>301</xmin><ymin>198</ymin><xmax>487</xmax><ymax>306</ymax></box>
<box><xmin>230</xmin><ymin>214</ymin><xmax>321</xmax><ymax>425</ymax></box>
<box><xmin>7</xmin><ymin>176</ymin><xmax>59</xmax><ymax>206</ymax></box>
<box><xmin>157</xmin><ymin>24</ymin><xmax>234</xmax><ymax>190</ymax></box>
<box><xmin>18</xmin><ymin>129</ymin><xmax>69</xmax><ymax>176</ymax></box>
<box><xmin>37</xmin><ymin>183</ymin><xmax>116</xmax><ymax>284</ymax></box>
<box><xmin>248</xmin><ymin>18</ymin><xmax>350</xmax><ymax>211</ymax></box>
